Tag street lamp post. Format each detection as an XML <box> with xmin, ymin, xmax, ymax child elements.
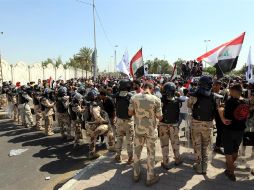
<box><xmin>204</xmin><ymin>40</ymin><xmax>211</xmax><ymax>68</ymax></box>
<box><xmin>92</xmin><ymin>0</ymin><xmax>97</xmax><ymax>80</ymax></box>
<box><xmin>114</xmin><ymin>45</ymin><xmax>118</xmax><ymax>73</ymax></box>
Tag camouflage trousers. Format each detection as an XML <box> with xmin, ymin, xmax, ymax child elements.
<box><xmin>158</xmin><ymin>124</ymin><xmax>180</xmax><ymax>164</ymax></box>
<box><xmin>18</xmin><ymin>103</ymin><xmax>34</xmax><ymax>127</ymax></box>
<box><xmin>57</xmin><ymin>113</ymin><xmax>71</xmax><ymax>138</ymax></box>
<box><xmin>133</xmin><ymin>133</ymin><xmax>157</xmax><ymax>181</ymax></box>
<box><xmin>115</xmin><ymin>118</ymin><xmax>134</xmax><ymax>157</ymax></box>
<box><xmin>34</xmin><ymin>106</ymin><xmax>43</xmax><ymax>130</ymax></box>
<box><xmin>191</xmin><ymin>119</ymin><xmax>213</xmax><ymax>165</ymax></box>
<box><xmin>13</xmin><ymin>104</ymin><xmax>19</xmax><ymax>122</ymax></box>
<box><xmin>0</xmin><ymin>94</ymin><xmax>7</xmax><ymax>109</ymax></box>
<box><xmin>45</xmin><ymin>115</ymin><xmax>54</xmax><ymax>135</ymax></box>
<box><xmin>7</xmin><ymin>103</ymin><xmax>19</xmax><ymax>121</ymax></box>
<box><xmin>73</xmin><ymin>120</ymin><xmax>83</xmax><ymax>144</ymax></box>
<box><xmin>86</xmin><ymin>124</ymin><xmax>115</xmax><ymax>155</ymax></box>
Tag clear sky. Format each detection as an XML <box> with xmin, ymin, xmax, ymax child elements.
<box><xmin>1</xmin><ymin>0</ymin><xmax>254</xmax><ymax>71</ymax></box>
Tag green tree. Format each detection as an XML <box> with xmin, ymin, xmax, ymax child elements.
<box><xmin>54</xmin><ymin>56</ymin><xmax>63</xmax><ymax>80</ymax></box>
<box><xmin>203</xmin><ymin>66</ymin><xmax>216</xmax><ymax>76</ymax></box>
<box><xmin>75</xmin><ymin>47</ymin><xmax>93</xmax><ymax>78</ymax></box>
<box><xmin>172</xmin><ymin>58</ymin><xmax>185</xmax><ymax>75</ymax></box>
<box><xmin>145</xmin><ymin>58</ymin><xmax>173</xmax><ymax>74</ymax></box>
<box><xmin>41</xmin><ymin>58</ymin><xmax>53</xmax><ymax>80</ymax></box>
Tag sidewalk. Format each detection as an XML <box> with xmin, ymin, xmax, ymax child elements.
<box><xmin>60</xmin><ymin>139</ymin><xmax>254</xmax><ymax>190</ymax></box>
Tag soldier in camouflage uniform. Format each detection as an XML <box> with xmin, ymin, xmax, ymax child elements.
<box><xmin>159</xmin><ymin>82</ymin><xmax>183</xmax><ymax>170</ymax></box>
<box><xmin>128</xmin><ymin>82</ymin><xmax>163</xmax><ymax>187</ymax></box>
<box><xmin>41</xmin><ymin>88</ymin><xmax>55</xmax><ymax>136</ymax></box>
<box><xmin>33</xmin><ymin>88</ymin><xmax>44</xmax><ymax>131</ymax></box>
<box><xmin>114</xmin><ymin>80</ymin><xmax>134</xmax><ymax>164</ymax></box>
<box><xmin>6</xmin><ymin>87</ymin><xmax>19</xmax><ymax>121</ymax></box>
<box><xmin>12</xmin><ymin>91</ymin><xmax>19</xmax><ymax>122</ymax></box>
<box><xmin>71</xmin><ymin>93</ymin><xmax>85</xmax><ymax>148</ymax></box>
<box><xmin>187</xmin><ymin>76</ymin><xmax>216</xmax><ymax>174</ymax></box>
<box><xmin>0</xmin><ymin>82</ymin><xmax>9</xmax><ymax>110</ymax></box>
<box><xmin>56</xmin><ymin>87</ymin><xmax>72</xmax><ymax>140</ymax></box>
<box><xmin>18</xmin><ymin>86</ymin><xmax>34</xmax><ymax>128</ymax></box>
<box><xmin>85</xmin><ymin>90</ymin><xmax>115</xmax><ymax>159</ymax></box>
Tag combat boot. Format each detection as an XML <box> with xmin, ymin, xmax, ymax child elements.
<box><xmin>193</xmin><ymin>163</ymin><xmax>202</xmax><ymax>174</ymax></box>
<box><xmin>46</xmin><ymin>132</ymin><xmax>55</xmax><ymax>136</ymax></box>
<box><xmin>161</xmin><ymin>162</ymin><xmax>171</xmax><ymax>170</ymax></box>
<box><xmin>89</xmin><ymin>152</ymin><xmax>100</xmax><ymax>160</ymax></box>
<box><xmin>115</xmin><ymin>155</ymin><xmax>122</xmax><ymax>163</ymax></box>
<box><xmin>133</xmin><ymin>172</ymin><xmax>141</xmax><ymax>183</ymax></box>
<box><xmin>127</xmin><ymin>155</ymin><xmax>133</xmax><ymax>165</ymax></box>
<box><xmin>146</xmin><ymin>174</ymin><xmax>160</xmax><ymax>187</ymax></box>
<box><xmin>175</xmin><ymin>158</ymin><xmax>183</xmax><ymax>166</ymax></box>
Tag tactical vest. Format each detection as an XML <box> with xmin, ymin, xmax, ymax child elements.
<box><xmin>56</xmin><ymin>99</ymin><xmax>67</xmax><ymax>113</ymax></box>
<box><xmin>192</xmin><ymin>94</ymin><xmax>216</xmax><ymax>121</ymax></box>
<box><xmin>18</xmin><ymin>93</ymin><xmax>28</xmax><ymax>104</ymax></box>
<box><xmin>161</xmin><ymin>97</ymin><xmax>180</xmax><ymax>124</ymax></box>
<box><xmin>115</xmin><ymin>93</ymin><xmax>131</xmax><ymax>119</ymax></box>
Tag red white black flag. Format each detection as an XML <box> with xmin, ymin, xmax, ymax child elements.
<box><xmin>197</xmin><ymin>32</ymin><xmax>245</xmax><ymax>78</ymax></box>
<box><xmin>130</xmin><ymin>48</ymin><xmax>144</xmax><ymax>78</ymax></box>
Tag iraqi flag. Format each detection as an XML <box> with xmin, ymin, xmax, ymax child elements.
<box><xmin>197</xmin><ymin>32</ymin><xmax>245</xmax><ymax>78</ymax></box>
<box><xmin>130</xmin><ymin>48</ymin><xmax>144</xmax><ymax>78</ymax></box>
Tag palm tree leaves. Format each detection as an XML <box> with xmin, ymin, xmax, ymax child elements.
<box><xmin>41</xmin><ymin>47</ymin><xmax>93</xmax><ymax>73</ymax></box>
<box><xmin>75</xmin><ymin>47</ymin><xmax>93</xmax><ymax>71</ymax></box>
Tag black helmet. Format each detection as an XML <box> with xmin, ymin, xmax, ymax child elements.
<box><xmin>2</xmin><ymin>81</ymin><xmax>8</xmax><ymax>87</ymax></box>
<box><xmin>198</xmin><ymin>76</ymin><xmax>213</xmax><ymax>90</ymax></box>
<box><xmin>86</xmin><ymin>90</ymin><xmax>98</xmax><ymax>101</ymax></box>
<box><xmin>77</xmin><ymin>86</ymin><xmax>86</xmax><ymax>95</ymax></box>
<box><xmin>57</xmin><ymin>87</ymin><xmax>67</xmax><ymax>97</ymax></box>
<box><xmin>163</xmin><ymin>82</ymin><xmax>176</xmax><ymax>96</ymax></box>
<box><xmin>119</xmin><ymin>79</ymin><xmax>131</xmax><ymax>91</ymax></box>
<box><xmin>73</xmin><ymin>93</ymin><xmax>83</xmax><ymax>102</ymax></box>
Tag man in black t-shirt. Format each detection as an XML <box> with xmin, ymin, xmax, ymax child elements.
<box><xmin>219</xmin><ymin>83</ymin><xmax>249</xmax><ymax>181</ymax></box>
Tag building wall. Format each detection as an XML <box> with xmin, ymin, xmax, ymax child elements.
<box><xmin>1</xmin><ymin>60</ymin><xmax>91</xmax><ymax>85</ymax></box>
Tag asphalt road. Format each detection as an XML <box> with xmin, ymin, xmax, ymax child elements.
<box><xmin>0</xmin><ymin>118</ymin><xmax>106</xmax><ymax>190</ymax></box>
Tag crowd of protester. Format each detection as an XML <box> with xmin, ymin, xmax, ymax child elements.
<box><xmin>180</xmin><ymin>60</ymin><xmax>203</xmax><ymax>80</ymax></box>
<box><xmin>0</xmin><ymin>74</ymin><xmax>254</xmax><ymax>186</ymax></box>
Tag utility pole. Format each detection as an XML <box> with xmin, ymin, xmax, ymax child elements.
<box><xmin>0</xmin><ymin>32</ymin><xmax>3</xmax><ymax>84</ymax></box>
<box><xmin>204</xmin><ymin>39</ymin><xmax>211</xmax><ymax>68</ymax></box>
<box><xmin>76</xmin><ymin>0</ymin><xmax>97</xmax><ymax>79</ymax></box>
<box><xmin>92</xmin><ymin>0</ymin><xmax>97</xmax><ymax>80</ymax></box>
<box><xmin>114</xmin><ymin>45</ymin><xmax>118</xmax><ymax>72</ymax></box>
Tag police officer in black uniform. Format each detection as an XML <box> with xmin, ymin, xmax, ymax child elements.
<box><xmin>187</xmin><ymin>76</ymin><xmax>218</xmax><ymax>174</ymax></box>
<box><xmin>114</xmin><ymin>79</ymin><xmax>134</xmax><ymax>164</ymax></box>
<box><xmin>159</xmin><ymin>82</ymin><xmax>183</xmax><ymax>170</ymax></box>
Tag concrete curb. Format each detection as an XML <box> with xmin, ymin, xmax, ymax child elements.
<box><xmin>58</xmin><ymin>156</ymin><xmax>108</xmax><ymax>190</ymax></box>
